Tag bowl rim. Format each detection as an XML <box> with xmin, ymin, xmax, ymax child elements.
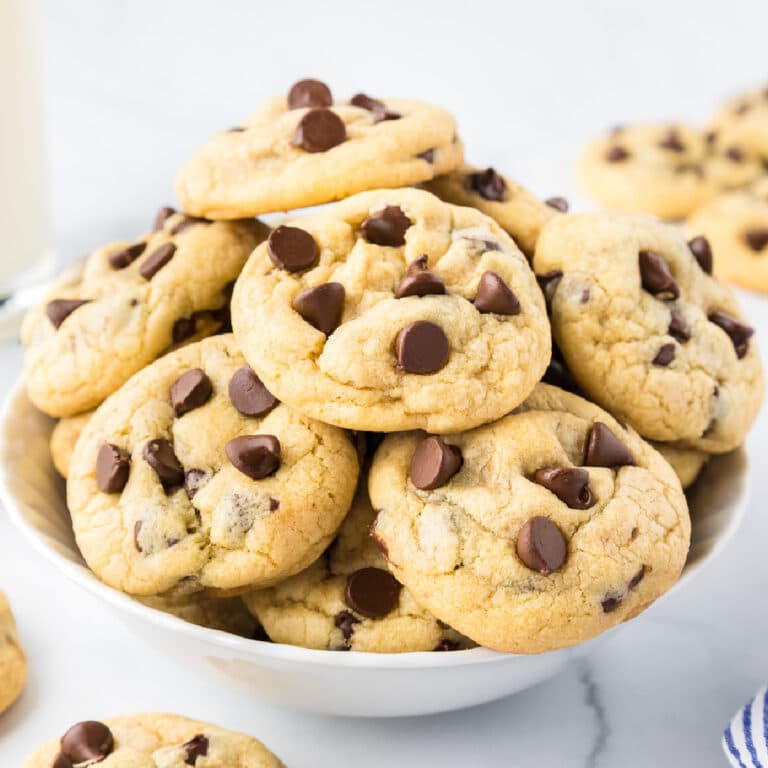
<box><xmin>0</xmin><ymin>376</ymin><xmax>748</xmax><ymax>669</ymax></box>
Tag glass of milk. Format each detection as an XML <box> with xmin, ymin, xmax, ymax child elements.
<box><xmin>0</xmin><ymin>0</ymin><xmax>54</xmax><ymax>335</ymax></box>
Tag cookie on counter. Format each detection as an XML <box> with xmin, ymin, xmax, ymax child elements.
<box><xmin>50</xmin><ymin>412</ymin><xmax>92</xmax><ymax>478</ymax></box>
<box><xmin>23</xmin><ymin>713</ymin><xmax>284</xmax><ymax>767</ymax></box>
<box><xmin>67</xmin><ymin>335</ymin><xmax>358</xmax><ymax>596</ymax></box>
<box><xmin>687</xmin><ymin>177</ymin><xmax>768</xmax><ymax>293</ymax></box>
<box><xmin>244</xmin><ymin>480</ymin><xmax>472</xmax><ymax>653</ymax></box>
<box><xmin>580</xmin><ymin>123</ymin><xmax>762</xmax><ymax>219</ymax></box>
<box><xmin>22</xmin><ymin>208</ymin><xmax>267</xmax><ymax>418</ymax></box>
<box><xmin>232</xmin><ymin>187</ymin><xmax>550</xmax><ymax>433</ymax></box>
<box><xmin>369</xmin><ymin>384</ymin><xmax>691</xmax><ymax>654</ymax></box>
<box><xmin>0</xmin><ymin>591</ymin><xmax>26</xmax><ymax>714</ymax></box>
<box><xmin>175</xmin><ymin>78</ymin><xmax>463</xmax><ymax>218</ymax></box>
<box><xmin>534</xmin><ymin>211</ymin><xmax>764</xmax><ymax>452</ymax></box>
<box><xmin>710</xmin><ymin>85</ymin><xmax>768</xmax><ymax>165</ymax></box>
<box><xmin>423</xmin><ymin>164</ymin><xmax>561</xmax><ymax>258</ymax></box>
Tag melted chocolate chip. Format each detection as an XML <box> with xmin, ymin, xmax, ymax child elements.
<box><xmin>725</xmin><ymin>146</ymin><xmax>744</xmax><ymax>162</ymax></box>
<box><xmin>533</xmin><ymin>468</ymin><xmax>595</xmax><ymax>509</ymax></box>
<box><xmin>395</xmin><ymin>321</ymin><xmax>449</xmax><ymax>374</ymax></box>
<box><xmin>658</xmin><ymin>129</ymin><xmax>685</xmax><ymax>152</ymax></box>
<box><xmin>96</xmin><ymin>444</ymin><xmax>130</xmax><ymax>493</ymax></box>
<box><xmin>184</xmin><ymin>468</ymin><xmax>208</xmax><ymax>499</ymax></box>
<box><xmin>143</xmin><ymin>439</ymin><xmax>184</xmax><ymax>488</ymax></box>
<box><xmin>108</xmin><ymin>241</ymin><xmax>147</xmax><ymax>269</ymax></box>
<box><xmin>474</xmin><ymin>271</ymin><xmax>521</xmax><ymax>315</ymax></box>
<box><xmin>268</xmin><ymin>225</ymin><xmax>319</xmax><ymax>272</ymax></box>
<box><xmin>292</xmin><ymin>282</ymin><xmax>345</xmax><ymax>335</ymax></box>
<box><xmin>468</xmin><ymin>167</ymin><xmax>506</xmax><ymax>201</ymax></box>
<box><xmin>139</xmin><ymin>242</ymin><xmax>176</xmax><ymax>280</ymax></box>
<box><xmin>709</xmin><ymin>311</ymin><xmax>754</xmax><ymax>358</ymax></box>
<box><xmin>229</xmin><ymin>365</ymin><xmax>278</xmax><ymax>417</ymax></box>
<box><xmin>46</xmin><ymin>299</ymin><xmax>91</xmax><ymax>329</ymax></box>
<box><xmin>542</xmin><ymin>344</ymin><xmax>580</xmax><ymax>393</ymax></box>
<box><xmin>601</xmin><ymin>596</ymin><xmax>622</xmax><ymax>613</ymax></box>
<box><xmin>688</xmin><ymin>236</ymin><xmax>713</xmax><ymax>274</ymax></box>
<box><xmin>410</xmin><ymin>435</ymin><xmax>462</xmax><ymax>490</ymax></box>
<box><xmin>291</xmin><ymin>108</ymin><xmax>346</xmax><ymax>152</ymax></box>
<box><xmin>744</xmin><ymin>228</ymin><xmax>768</xmax><ymax>252</ymax></box>
<box><xmin>334</xmin><ymin>609</ymin><xmax>360</xmax><ymax>641</ymax></box>
<box><xmin>287</xmin><ymin>78</ymin><xmax>333</xmax><ymax>109</ymax></box>
<box><xmin>652</xmin><ymin>343</ymin><xmax>675</xmax><ymax>366</ymax></box>
<box><xmin>629</xmin><ymin>565</ymin><xmax>646</xmax><ymax>590</ymax></box>
<box><xmin>605</xmin><ymin>145</ymin><xmax>630</xmax><ymax>162</ymax></box>
<box><xmin>170</xmin><ymin>368</ymin><xmax>212</xmax><ymax>417</ymax></box>
<box><xmin>434</xmin><ymin>639</ymin><xmax>463</xmax><ymax>652</ymax></box>
<box><xmin>668</xmin><ymin>308</ymin><xmax>690</xmax><ymax>342</ymax></box>
<box><xmin>225</xmin><ymin>435</ymin><xmax>281</xmax><ymax>480</ymax></box>
<box><xmin>361</xmin><ymin>206</ymin><xmax>412</xmax><ymax>246</ymax></box>
<box><xmin>60</xmin><ymin>721</ymin><xmax>114</xmax><ymax>763</ymax></box>
<box><xmin>345</xmin><ymin>567</ymin><xmax>401</xmax><ymax>618</ymax></box>
<box><xmin>172</xmin><ymin>316</ymin><xmax>196</xmax><ymax>344</ymax></box>
<box><xmin>516</xmin><ymin>517</ymin><xmax>567</xmax><ymax>575</ymax></box>
<box><xmin>584</xmin><ymin>422</ymin><xmax>636</xmax><ymax>468</ymax></box>
<box><xmin>52</xmin><ymin>752</ymin><xmax>73</xmax><ymax>768</ymax></box>
<box><xmin>395</xmin><ymin>255</ymin><xmax>445</xmax><ymax>298</ymax></box>
<box><xmin>418</xmin><ymin>148</ymin><xmax>435</xmax><ymax>163</ymax></box>
<box><xmin>133</xmin><ymin>520</ymin><xmax>144</xmax><ymax>552</ymax></box>
<box><xmin>350</xmin><ymin>93</ymin><xmax>400</xmax><ymax>121</ymax></box>
<box><xmin>639</xmin><ymin>250</ymin><xmax>679</xmax><ymax>300</ymax></box>
<box><xmin>183</xmin><ymin>734</ymin><xmax>209</xmax><ymax>766</ymax></box>
<box><xmin>544</xmin><ymin>196</ymin><xmax>569</xmax><ymax>212</ymax></box>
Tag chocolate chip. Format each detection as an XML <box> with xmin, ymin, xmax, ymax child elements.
<box><xmin>345</xmin><ymin>567</ymin><xmax>401</xmax><ymax>618</ymax></box>
<box><xmin>688</xmin><ymin>235</ymin><xmax>713</xmax><ymax>274</ymax></box>
<box><xmin>516</xmin><ymin>516</ymin><xmax>567</xmax><ymax>575</ymax></box>
<box><xmin>533</xmin><ymin>468</ymin><xmax>595</xmax><ymax>509</ymax></box>
<box><xmin>395</xmin><ymin>321</ymin><xmax>449</xmax><ymax>374</ymax></box>
<box><xmin>60</xmin><ymin>721</ymin><xmax>114</xmax><ymax>763</ymax></box>
<box><xmin>229</xmin><ymin>365</ymin><xmax>278</xmax><ymax>417</ymax></box>
<box><xmin>744</xmin><ymin>228</ymin><xmax>768</xmax><ymax>252</ymax></box>
<box><xmin>735</xmin><ymin>102</ymin><xmax>751</xmax><ymax>116</ymax></box>
<box><xmin>725</xmin><ymin>146</ymin><xmax>744</xmax><ymax>162</ymax></box>
<box><xmin>395</xmin><ymin>255</ymin><xmax>445</xmax><ymax>298</ymax></box>
<box><xmin>291</xmin><ymin>108</ymin><xmax>346</xmax><ymax>152</ymax></box>
<box><xmin>708</xmin><ymin>311</ymin><xmax>754</xmax><ymax>358</ymax></box>
<box><xmin>172</xmin><ymin>316</ymin><xmax>196</xmax><ymax>344</ymax></box>
<box><xmin>96</xmin><ymin>444</ymin><xmax>130</xmax><ymax>493</ymax></box>
<box><xmin>668</xmin><ymin>308</ymin><xmax>690</xmax><ymax>342</ymax></box>
<box><xmin>418</xmin><ymin>148</ymin><xmax>435</xmax><ymax>163</ymax></box>
<box><xmin>542</xmin><ymin>344</ymin><xmax>580</xmax><ymax>393</ymax></box>
<box><xmin>133</xmin><ymin>520</ymin><xmax>143</xmax><ymax>552</ymax></box>
<box><xmin>639</xmin><ymin>250</ymin><xmax>679</xmax><ymax>300</ymax></box>
<box><xmin>225</xmin><ymin>435</ymin><xmax>281</xmax><ymax>480</ymax></box>
<box><xmin>410</xmin><ymin>435</ymin><xmax>462</xmax><ymax>490</ymax></box>
<box><xmin>361</xmin><ymin>206</ymin><xmax>412</xmax><ymax>246</ymax></box>
<box><xmin>183</xmin><ymin>734</ymin><xmax>209</xmax><ymax>766</ymax></box>
<box><xmin>537</xmin><ymin>270</ymin><xmax>563</xmax><ymax>308</ymax></box>
<box><xmin>287</xmin><ymin>78</ymin><xmax>333</xmax><ymax>109</ymax></box>
<box><xmin>143</xmin><ymin>439</ymin><xmax>184</xmax><ymax>488</ymax></box>
<box><xmin>269</xmin><ymin>497</ymin><xmax>279</xmax><ymax>511</ymax></box>
<box><xmin>658</xmin><ymin>129</ymin><xmax>685</xmax><ymax>152</ymax></box>
<box><xmin>139</xmin><ymin>242</ymin><xmax>176</xmax><ymax>280</ymax></box>
<box><xmin>46</xmin><ymin>299</ymin><xmax>91</xmax><ymax>329</ymax></box>
<box><xmin>350</xmin><ymin>93</ymin><xmax>401</xmax><ymax>121</ymax></box>
<box><xmin>605</xmin><ymin>145</ymin><xmax>630</xmax><ymax>162</ymax></box>
<box><xmin>628</xmin><ymin>565</ymin><xmax>646</xmax><ymax>590</ymax></box>
<box><xmin>108</xmin><ymin>242</ymin><xmax>147</xmax><ymax>269</ymax></box>
<box><xmin>652</xmin><ymin>343</ymin><xmax>675</xmax><ymax>366</ymax></box>
<box><xmin>474</xmin><ymin>271</ymin><xmax>521</xmax><ymax>315</ymax></box>
<box><xmin>601</xmin><ymin>596</ymin><xmax>622</xmax><ymax>613</ymax></box>
<box><xmin>170</xmin><ymin>215</ymin><xmax>208</xmax><ymax>236</ymax></box>
<box><xmin>468</xmin><ymin>167</ymin><xmax>506</xmax><ymax>201</ymax></box>
<box><xmin>584</xmin><ymin>422</ymin><xmax>636</xmax><ymax>468</ymax></box>
<box><xmin>171</xmin><ymin>368</ymin><xmax>212</xmax><ymax>417</ymax></box>
<box><xmin>545</xmin><ymin>196</ymin><xmax>569</xmax><ymax>212</ymax></box>
<box><xmin>292</xmin><ymin>282</ymin><xmax>345</xmax><ymax>335</ymax></box>
<box><xmin>184</xmin><ymin>468</ymin><xmax>207</xmax><ymax>499</ymax></box>
<box><xmin>267</xmin><ymin>225</ymin><xmax>319</xmax><ymax>272</ymax></box>
<box><xmin>334</xmin><ymin>610</ymin><xmax>360</xmax><ymax>641</ymax></box>
<box><xmin>705</xmin><ymin>130</ymin><xmax>717</xmax><ymax>145</ymax></box>
<box><xmin>52</xmin><ymin>752</ymin><xmax>73</xmax><ymax>768</ymax></box>
<box><xmin>434</xmin><ymin>639</ymin><xmax>462</xmax><ymax>652</ymax></box>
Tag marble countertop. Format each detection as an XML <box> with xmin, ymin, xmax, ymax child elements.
<box><xmin>2</xmin><ymin>0</ymin><xmax>768</xmax><ymax>764</ymax></box>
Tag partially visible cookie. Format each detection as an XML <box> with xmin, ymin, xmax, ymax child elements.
<box><xmin>711</xmin><ymin>86</ymin><xmax>768</xmax><ymax>164</ymax></box>
<box><xmin>534</xmin><ymin>212</ymin><xmax>764</xmax><ymax>451</ymax></box>
<box><xmin>50</xmin><ymin>412</ymin><xmax>92</xmax><ymax>478</ymax></box>
<box><xmin>22</xmin><ymin>208</ymin><xmax>267</xmax><ymax>418</ymax></box>
<box><xmin>369</xmin><ymin>384</ymin><xmax>691</xmax><ymax>654</ymax></box>
<box><xmin>136</xmin><ymin>593</ymin><xmax>257</xmax><ymax>637</ymax></box>
<box><xmin>176</xmin><ymin>78</ymin><xmax>463</xmax><ymax>218</ymax></box>
<box><xmin>23</xmin><ymin>713</ymin><xmax>284</xmax><ymax>767</ymax></box>
<box><xmin>423</xmin><ymin>165</ymin><xmax>560</xmax><ymax>257</ymax></box>
<box><xmin>581</xmin><ymin>123</ymin><xmax>763</xmax><ymax>219</ymax></box>
<box><xmin>687</xmin><ymin>177</ymin><xmax>768</xmax><ymax>293</ymax></box>
<box><xmin>652</xmin><ymin>443</ymin><xmax>709</xmax><ymax>489</ymax></box>
<box><xmin>232</xmin><ymin>187</ymin><xmax>550</xmax><ymax>433</ymax></box>
<box><xmin>0</xmin><ymin>592</ymin><xmax>26</xmax><ymax>714</ymax></box>
<box><xmin>244</xmin><ymin>481</ymin><xmax>472</xmax><ymax>653</ymax></box>
<box><xmin>68</xmin><ymin>335</ymin><xmax>358</xmax><ymax>596</ymax></box>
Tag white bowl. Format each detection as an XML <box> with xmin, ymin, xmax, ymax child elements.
<box><xmin>0</xmin><ymin>379</ymin><xmax>749</xmax><ymax>717</ymax></box>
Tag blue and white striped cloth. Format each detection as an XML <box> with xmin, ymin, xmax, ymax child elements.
<box><xmin>724</xmin><ymin>687</ymin><xmax>768</xmax><ymax>767</ymax></box>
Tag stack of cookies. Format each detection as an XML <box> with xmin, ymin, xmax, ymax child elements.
<box><xmin>581</xmin><ymin>84</ymin><xmax>768</xmax><ymax>293</ymax></box>
<box><xmin>20</xmin><ymin>78</ymin><xmax>763</xmax><ymax>657</ymax></box>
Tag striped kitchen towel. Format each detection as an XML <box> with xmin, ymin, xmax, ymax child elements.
<box><xmin>724</xmin><ymin>687</ymin><xmax>768</xmax><ymax>767</ymax></box>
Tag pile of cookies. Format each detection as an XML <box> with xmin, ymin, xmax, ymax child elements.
<box><xmin>581</xmin><ymin>85</ymin><xmax>768</xmax><ymax>292</ymax></box>
<box><xmin>16</xmin><ymin>78</ymin><xmax>763</xmax><ymax>664</ymax></box>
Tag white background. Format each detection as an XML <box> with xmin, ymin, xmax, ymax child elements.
<box><xmin>2</xmin><ymin>0</ymin><xmax>768</xmax><ymax>764</ymax></box>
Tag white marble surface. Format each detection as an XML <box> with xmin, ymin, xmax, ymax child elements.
<box><xmin>2</xmin><ymin>0</ymin><xmax>768</xmax><ymax>764</ymax></box>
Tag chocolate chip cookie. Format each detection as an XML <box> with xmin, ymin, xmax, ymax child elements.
<box><xmin>423</xmin><ymin>164</ymin><xmax>561</xmax><ymax>258</ymax></box>
<box><xmin>50</xmin><ymin>412</ymin><xmax>91</xmax><ymax>478</ymax></box>
<box><xmin>0</xmin><ymin>591</ymin><xmax>26</xmax><ymax>714</ymax></box>
<box><xmin>710</xmin><ymin>86</ymin><xmax>768</xmax><ymax>165</ymax></box>
<box><xmin>22</xmin><ymin>207</ymin><xmax>267</xmax><ymax>418</ymax></box>
<box><xmin>534</xmin><ymin>211</ymin><xmax>764</xmax><ymax>452</ymax></box>
<box><xmin>687</xmin><ymin>177</ymin><xmax>768</xmax><ymax>293</ymax></box>
<box><xmin>244</xmin><ymin>480</ymin><xmax>471</xmax><ymax>653</ymax></box>
<box><xmin>369</xmin><ymin>383</ymin><xmax>691</xmax><ymax>654</ymax></box>
<box><xmin>23</xmin><ymin>713</ymin><xmax>284</xmax><ymax>768</ymax></box>
<box><xmin>651</xmin><ymin>443</ymin><xmax>709</xmax><ymax>489</ymax></box>
<box><xmin>231</xmin><ymin>187</ymin><xmax>550</xmax><ymax>432</ymax></box>
<box><xmin>581</xmin><ymin>123</ymin><xmax>762</xmax><ymax>219</ymax></box>
<box><xmin>67</xmin><ymin>335</ymin><xmax>358</xmax><ymax>596</ymax></box>
<box><xmin>175</xmin><ymin>78</ymin><xmax>463</xmax><ymax>218</ymax></box>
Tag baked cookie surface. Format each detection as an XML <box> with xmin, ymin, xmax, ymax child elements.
<box><xmin>534</xmin><ymin>211</ymin><xmax>764</xmax><ymax>451</ymax></box>
<box><xmin>0</xmin><ymin>591</ymin><xmax>26</xmax><ymax>714</ymax></box>
<box><xmin>711</xmin><ymin>86</ymin><xmax>768</xmax><ymax>163</ymax></box>
<box><xmin>176</xmin><ymin>78</ymin><xmax>463</xmax><ymax>218</ymax></box>
<box><xmin>50</xmin><ymin>412</ymin><xmax>92</xmax><ymax>478</ymax></box>
<box><xmin>368</xmin><ymin>384</ymin><xmax>691</xmax><ymax>654</ymax></box>
<box><xmin>581</xmin><ymin>123</ymin><xmax>762</xmax><ymax>219</ymax></box>
<box><xmin>23</xmin><ymin>208</ymin><xmax>267</xmax><ymax>417</ymax></box>
<box><xmin>651</xmin><ymin>443</ymin><xmax>709</xmax><ymax>490</ymax></box>
<box><xmin>232</xmin><ymin>187</ymin><xmax>550</xmax><ymax>433</ymax></box>
<box><xmin>67</xmin><ymin>335</ymin><xmax>358</xmax><ymax>595</ymax></box>
<box><xmin>23</xmin><ymin>713</ymin><xmax>284</xmax><ymax>768</ymax></box>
